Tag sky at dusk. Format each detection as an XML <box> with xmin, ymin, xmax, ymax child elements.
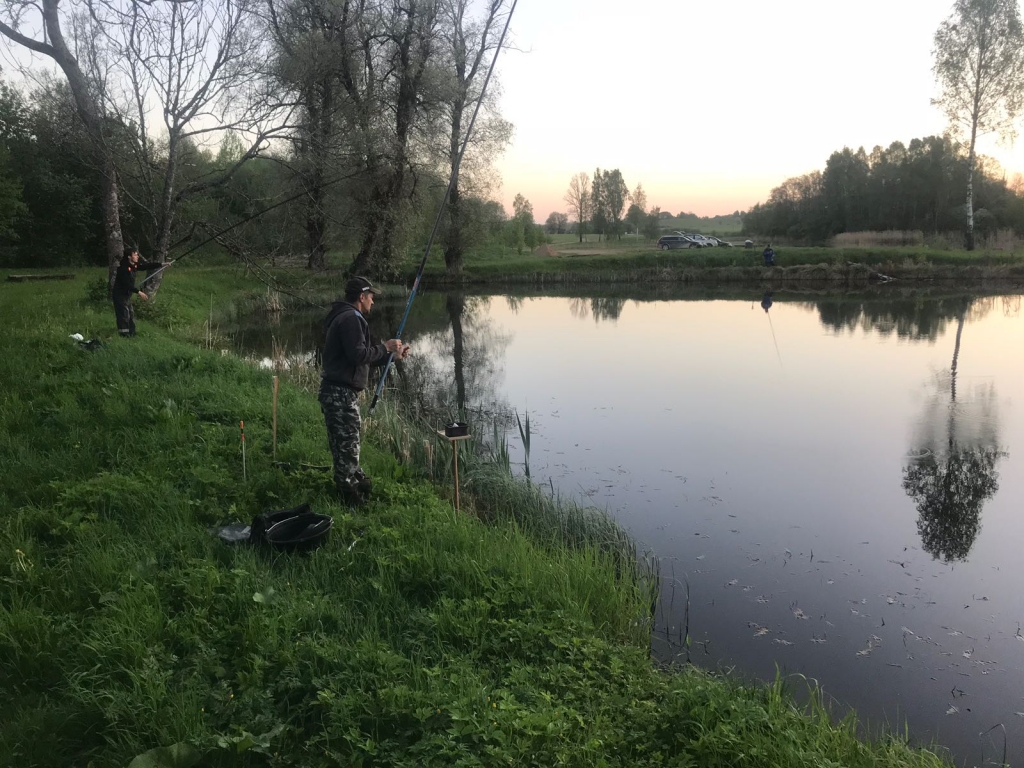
<box><xmin>493</xmin><ymin>0</ymin><xmax>1024</xmax><ymax>221</ymax></box>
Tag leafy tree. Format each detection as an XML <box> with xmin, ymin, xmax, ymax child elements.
<box><xmin>0</xmin><ymin>144</ymin><xmax>25</xmax><ymax>247</ymax></box>
<box><xmin>630</xmin><ymin>183</ymin><xmax>647</xmax><ymax>215</ymax></box>
<box><xmin>642</xmin><ymin>206</ymin><xmax>662</xmax><ymax>240</ymax></box>
<box><xmin>625</xmin><ymin>203</ymin><xmax>645</xmax><ymax>235</ymax></box>
<box><xmin>933</xmin><ymin>0</ymin><xmax>1024</xmax><ymax>249</ymax></box>
<box><xmin>822</xmin><ymin>148</ymin><xmax>870</xmax><ymax>233</ymax></box>
<box><xmin>590</xmin><ymin>168</ymin><xmax>607</xmax><ymax>241</ymax></box>
<box><xmin>545</xmin><ymin>211</ymin><xmax>568</xmax><ymax>234</ymax></box>
<box><xmin>512</xmin><ymin>193</ymin><xmax>532</xmax><ymax>222</ymax></box>
<box><xmin>602</xmin><ymin>169</ymin><xmax>629</xmax><ymax>239</ymax></box>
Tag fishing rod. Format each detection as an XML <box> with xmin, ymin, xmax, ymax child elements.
<box><xmin>141</xmin><ymin>167</ymin><xmax>367</xmax><ymax>285</ymax></box>
<box><xmin>369</xmin><ymin>0</ymin><xmax>519</xmax><ymax>414</ymax></box>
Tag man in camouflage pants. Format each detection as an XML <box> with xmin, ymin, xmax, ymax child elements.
<box><xmin>319</xmin><ymin>277</ymin><xmax>409</xmax><ymax>505</ymax></box>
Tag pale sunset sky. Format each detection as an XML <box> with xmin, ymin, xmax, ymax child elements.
<box><xmin>493</xmin><ymin>0</ymin><xmax>1024</xmax><ymax>221</ymax></box>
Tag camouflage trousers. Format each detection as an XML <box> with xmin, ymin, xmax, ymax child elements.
<box><xmin>318</xmin><ymin>382</ymin><xmax>364</xmax><ymax>495</ymax></box>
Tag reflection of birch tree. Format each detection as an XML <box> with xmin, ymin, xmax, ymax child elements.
<box><xmin>903</xmin><ymin>300</ymin><xmax>1006</xmax><ymax>562</ymax></box>
<box><xmin>815</xmin><ymin>295</ymin><xmax>996</xmax><ymax>340</ymax></box>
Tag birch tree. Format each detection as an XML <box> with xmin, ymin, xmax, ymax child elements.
<box><xmin>933</xmin><ymin>0</ymin><xmax>1024</xmax><ymax>250</ymax></box>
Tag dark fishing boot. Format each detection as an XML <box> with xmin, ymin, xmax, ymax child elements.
<box><xmin>354</xmin><ymin>469</ymin><xmax>373</xmax><ymax>501</ymax></box>
<box><xmin>339</xmin><ymin>480</ymin><xmax>367</xmax><ymax>508</ymax></box>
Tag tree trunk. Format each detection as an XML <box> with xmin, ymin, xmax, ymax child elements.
<box><xmin>142</xmin><ymin>139</ymin><xmax>179</xmax><ymax>298</ymax></box>
<box><xmin>305</xmin><ymin>79</ymin><xmax>332</xmax><ymax>271</ymax></box>
<box><xmin>444</xmin><ymin>99</ymin><xmax>464</xmax><ymax>275</ymax></box>
<box><xmin>32</xmin><ymin>0</ymin><xmax>125</xmax><ymax>295</ymax></box>
<box><xmin>101</xmin><ymin>157</ymin><xmax>126</xmax><ymax>297</ymax></box>
<box><xmin>965</xmin><ymin>130</ymin><xmax>976</xmax><ymax>251</ymax></box>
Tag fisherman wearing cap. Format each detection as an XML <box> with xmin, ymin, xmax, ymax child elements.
<box><xmin>112</xmin><ymin>247</ymin><xmax>163</xmax><ymax>337</ymax></box>
<box><xmin>320</xmin><ymin>276</ymin><xmax>410</xmax><ymax>506</ymax></box>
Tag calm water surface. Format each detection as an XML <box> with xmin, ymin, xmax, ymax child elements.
<box><xmin>231</xmin><ymin>288</ymin><xmax>1024</xmax><ymax>766</ymax></box>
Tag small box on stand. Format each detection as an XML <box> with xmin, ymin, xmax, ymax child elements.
<box><xmin>438</xmin><ymin>422</ymin><xmax>471</xmax><ymax>510</ymax></box>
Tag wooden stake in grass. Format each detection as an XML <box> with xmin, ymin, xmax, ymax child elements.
<box><xmin>240</xmin><ymin>420</ymin><xmax>247</xmax><ymax>482</ymax></box>
<box><xmin>272</xmin><ymin>376</ymin><xmax>279</xmax><ymax>461</ymax></box>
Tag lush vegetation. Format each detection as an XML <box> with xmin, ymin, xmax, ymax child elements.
<box><xmin>743</xmin><ymin>135</ymin><xmax>1024</xmax><ymax>245</ymax></box>
<box><xmin>0</xmin><ymin>268</ymin><xmax>957</xmax><ymax>767</ymax></box>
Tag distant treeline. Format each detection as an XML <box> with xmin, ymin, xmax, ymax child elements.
<box><xmin>742</xmin><ymin>136</ymin><xmax>1024</xmax><ymax>244</ymax></box>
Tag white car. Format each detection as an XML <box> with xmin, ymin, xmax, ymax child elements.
<box><xmin>687</xmin><ymin>234</ymin><xmax>716</xmax><ymax>247</ymax></box>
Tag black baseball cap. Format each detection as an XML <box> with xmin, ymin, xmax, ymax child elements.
<box><xmin>345</xmin><ymin>276</ymin><xmax>381</xmax><ymax>297</ymax></box>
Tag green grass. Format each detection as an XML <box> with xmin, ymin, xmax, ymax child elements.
<box><xmin>0</xmin><ymin>267</ymin><xmax>955</xmax><ymax>767</ymax></box>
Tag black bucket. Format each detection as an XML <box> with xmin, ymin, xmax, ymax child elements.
<box><xmin>251</xmin><ymin>503</ymin><xmax>333</xmax><ymax>553</ymax></box>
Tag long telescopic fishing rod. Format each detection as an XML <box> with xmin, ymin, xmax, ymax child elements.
<box><xmin>369</xmin><ymin>0</ymin><xmax>518</xmax><ymax>414</ymax></box>
<box><xmin>141</xmin><ymin>168</ymin><xmax>367</xmax><ymax>285</ymax></box>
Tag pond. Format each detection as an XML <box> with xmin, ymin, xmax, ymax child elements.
<box><xmin>229</xmin><ymin>285</ymin><xmax>1024</xmax><ymax>765</ymax></box>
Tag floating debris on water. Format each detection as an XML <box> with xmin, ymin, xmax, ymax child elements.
<box><xmin>857</xmin><ymin>636</ymin><xmax>883</xmax><ymax>657</ymax></box>
<box><xmin>774</xmin><ymin>639</ymin><xmax>794</xmax><ymax>646</ymax></box>
<box><xmin>946</xmin><ymin>705</ymin><xmax>959</xmax><ymax>716</ymax></box>
<box><xmin>748</xmin><ymin>622</ymin><xmax>771</xmax><ymax>638</ymax></box>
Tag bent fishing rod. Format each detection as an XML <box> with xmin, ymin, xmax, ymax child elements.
<box><xmin>369</xmin><ymin>0</ymin><xmax>518</xmax><ymax>414</ymax></box>
<box><xmin>141</xmin><ymin>167</ymin><xmax>367</xmax><ymax>285</ymax></box>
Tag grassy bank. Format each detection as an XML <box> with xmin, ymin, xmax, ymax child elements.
<box><xmin>0</xmin><ymin>268</ymin><xmax>954</xmax><ymax>767</ymax></box>
<box><xmin>420</xmin><ymin>244</ymin><xmax>1024</xmax><ymax>287</ymax></box>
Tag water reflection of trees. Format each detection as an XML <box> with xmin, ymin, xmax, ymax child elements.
<box><xmin>903</xmin><ymin>301</ymin><xmax>1006</xmax><ymax>562</ymax></box>
<box><xmin>568</xmin><ymin>297</ymin><xmax>627</xmax><ymax>323</ymax></box>
<box><xmin>815</xmin><ymin>295</ymin><xmax>997</xmax><ymax>341</ymax></box>
<box><xmin>395</xmin><ymin>294</ymin><xmax>513</xmax><ymax>421</ymax></box>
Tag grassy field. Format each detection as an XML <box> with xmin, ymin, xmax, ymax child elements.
<box><xmin>0</xmin><ymin>267</ymin><xmax>956</xmax><ymax>767</ymax></box>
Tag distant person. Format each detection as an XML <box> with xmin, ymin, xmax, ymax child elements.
<box><xmin>319</xmin><ymin>276</ymin><xmax>410</xmax><ymax>506</ymax></box>
<box><xmin>762</xmin><ymin>243</ymin><xmax>776</xmax><ymax>267</ymax></box>
<box><xmin>761</xmin><ymin>291</ymin><xmax>773</xmax><ymax>313</ymax></box>
<box><xmin>112</xmin><ymin>247</ymin><xmax>162</xmax><ymax>337</ymax></box>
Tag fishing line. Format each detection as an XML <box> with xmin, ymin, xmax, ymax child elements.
<box><xmin>141</xmin><ymin>167</ymin><xmax>367</xmax><ymax>286</ymax></box>
<box><xmin>766</xmin><ymin>310</ymin><xmax>783</xmax><ymax>371</ymax></box>
<box><xmin>369</xmin><ymin>0</ymin><xmax>519</xmax><ymax>413</ymax></box>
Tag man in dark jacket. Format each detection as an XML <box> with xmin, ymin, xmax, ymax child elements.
<box><xmin>320</xmin><ymin>276</ymin><xmax>409</xmax><ymax>505</ymax></box>
<box><xmin>762</xmin><ymin>243</ymin><xmax>776</xmax><ymax>267</ymax></box>
<box><xmin>112</xmin><ymin>247</ymin><xmax>163</xmax><ymax>337</ymax></box>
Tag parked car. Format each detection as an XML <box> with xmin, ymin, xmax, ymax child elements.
<box><xmin>657</xmin><ymin>235</ymin><xmax>701</xmax><ymax>250</ymax></box>
<box><xmin>687</xmin><ymin>233</ymin><xmax>716</xmax><ymax>247</ymax></box>
<box><xmin>706</xmin><ymin>236</ymin><xmax>733</xmax><ymax>247</ymax></box>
